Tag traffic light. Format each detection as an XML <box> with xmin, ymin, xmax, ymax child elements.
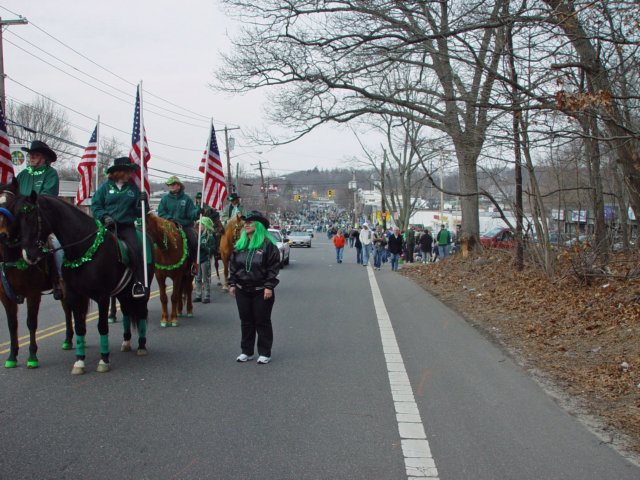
<box><xmin>328</xmin><ymin>189</ymin><xmax>335</xmax><ymax>198</ymax></box>
<box><xmin>293</xmin><ymin>194</ymin><xmax>301</xmax><ymax>201</ymax></box>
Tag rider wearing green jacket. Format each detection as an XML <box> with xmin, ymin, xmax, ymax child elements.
<box><xmin>157</xmin><ymin>176</ymin><xmax>200</xmax><ymax>273</ymax></box>
<box><xmin>17</xmin><ymin>140</ymin><xmax>59</xmax><ymax>196</ymax></box>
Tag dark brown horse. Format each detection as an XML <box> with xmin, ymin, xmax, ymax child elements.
<box><xmin>218</xmin><ymin>214</ymin><xmax>243</xmax><ymax>290</ymax></box>
<box><xmin>0</xmin><ymin>182</ymin><xmax>74</xmax><ymax>369</ymax></box>
<box><xmin>145</xmin><ymin>214</ymin><xmax>193</xmax><ymax>327</ymax></box>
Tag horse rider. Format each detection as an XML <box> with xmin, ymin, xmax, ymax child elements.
<box><xmin>157</xmin><ymin>176</ymin><xmax>200</xmax><ymax>275</ymax></box>
<box><xmin>17</xmin><ymin>140</ymin><xmax>63</xmax><ymax>299</ymax></box>
<box><xmin>91</xmin><ymin>157</ymin><xmax>147</xmax><ymax>298</ymax></box>
<box><xmin>224</xmin><ymin>192</ymin><xmax>245</xmax><ymax>223</ymax></box>
<box><xmin>194</xmin><ymin>191</ymin><xmax>219</xmax><ymax>222</ymax></box>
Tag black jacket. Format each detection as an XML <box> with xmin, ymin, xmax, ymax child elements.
<box><xmin>229</xmin><ymin>240</ymin><xmax>281</xmax><ymax>290</ymax></box>
<box><xmin>419</xmin><ymin>233</ymin><xmax>433</xmax><ymax>250</ymax></box>
<box><xmin>387</xmin><ymin>234</ymin><xmax>404</xmax><ymax>254</ymax></box>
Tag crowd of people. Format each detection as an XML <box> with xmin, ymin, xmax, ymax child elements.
<box><xmin>333</xmin><ymin>222</ymin><xmax>457</xmax><ymax>270</ymax></box>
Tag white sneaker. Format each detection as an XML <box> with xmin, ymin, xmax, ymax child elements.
<box><xmin>256</xmin><ymin>356</ymin><xmax>271</xmax><ymax>364</ymax></box>
<box><xmin>236</xmin><ymin>353</ymin><xmax>254</xmax><ymax>362</ymax></box>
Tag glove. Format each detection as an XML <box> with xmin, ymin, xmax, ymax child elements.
<box><xmin>102</xmin><ymin>216</ymin><xmax>115</xmax><ymax>229</ymax></box>
<box><xmin>139</xmin><ymin>192</ymin><xmax>148</xmax><ymax>203</ymax></box>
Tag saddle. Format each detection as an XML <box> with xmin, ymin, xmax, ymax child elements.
<box><xmin>112</xmin><ymin>229</ymin><xmax>154</xmax><ymax>266</ymax></box>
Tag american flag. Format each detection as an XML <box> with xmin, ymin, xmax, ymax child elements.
<box><xmin>128</xmin><ymin>85</ymin><xmax>151</xmax><ymax>194</ymax></box>
<box><xmin>75</xmin><ymin>125</ymin><xmax>98</xmax><ymax>205</ymax></box>
<box><xmin>198</xmin><ymin>124</ymin><xmax>226</xmax><ymax>209</ymax></box>
<box><xmin>0</xmin><ymin>104</ymin><xmax>14</xmax><ymax>184</ymax></box>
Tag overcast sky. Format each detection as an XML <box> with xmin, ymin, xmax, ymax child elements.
<box><xmin>1</xmin><ymin>0</ymin><xmax>372</xmax><ymax>183</ymax></box>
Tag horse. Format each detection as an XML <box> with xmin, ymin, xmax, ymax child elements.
<box><xmin>0</xmin><ymin>181</ymin><xmax>74</xmax><ymax>369</ymax></box>
<box><xmin>145</xmin><ymin>214</ymin><xmax>193</xmax><ymax>327</ymax></box>
<box><xmin>13</xmin><ymin>190</ymin><xmax>154</xmax><ymax>374</ymax></box>
<box><xmin>218</xmin><ymin>214</ymin><xmax>243</xmax><ymax>290</ymax></box>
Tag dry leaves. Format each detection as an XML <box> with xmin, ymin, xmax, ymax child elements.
<box><xmin>402</xmin><ymin>250</ymin><xmax>640</xmax><ymax>452</ymax></box>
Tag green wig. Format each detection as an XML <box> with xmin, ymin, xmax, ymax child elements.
<box><xmin>235</xmin><ymin>221</ymin><xmax>276</xmax><ymax>251</ymax></box>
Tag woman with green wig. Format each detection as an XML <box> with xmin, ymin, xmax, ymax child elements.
<box><xmin>228</xmin><ymin>211</ymin><xmax>281</xmax><ymax>364</ymax></box>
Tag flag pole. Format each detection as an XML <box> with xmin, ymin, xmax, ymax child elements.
<box><xmin>196</xmin><ymin>120</ymin><xmax>213</xmax><ymax>267</ymax></box>
<box><xmin>138</xmin><ymin>82</ymin><xmax>149</xmax><ymax>288</ymax></box>
<box><xmin>94</xmin><ymin>115</ymin><xmax>100</xmax><ymax>194</ymax></box>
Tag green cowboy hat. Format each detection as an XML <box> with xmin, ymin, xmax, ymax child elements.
<box><xmin>228</xmin><ymin>192</ymin><xmax>239</xmax><ymax>202</ymax></box>
<box><xmin>165</xmin><ymin>175</ymin><xmax>183</xmax><ymax>186</ymax></box>
<box><xmin>106</xmin><ymin>156</ymin><xmax>140</xmax><ymax>174</ymax></box>
<box><xmin>197</xmin><ymin>216</ymin><xmax>214</xmax><ymax>231</ymax></box>
<box><xmin>21</xmin><ymin>140</ymin><xmax>57</xmax><ymax>163</ymax></box>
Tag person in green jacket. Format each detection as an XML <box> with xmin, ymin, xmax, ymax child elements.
<box><xmin>92</xmin><ymin>157</ymin><xmax>147</xmax><ymax>298</ymax></box>
<box><xmin>193</xmin><ymin>217</ymin><xmax>218</xmax><ymax>304</ymax></box>
<box><xmin>17</xmin><ymin>140</ymin><xmax>63</xmax><ymax>299</ymax></box>
<box><xmin>157</xmin><ymin>176</ymin><xmax>200</xmax><ymax>273</ymax></box>
<box><xmin>224</xmin><ymin>192</ymin><xmax>245</xmax><ymax>223</ymax></box>
<box><xmin>17</xmin><ymin>140</ymin><xmax>59</xmax><ymax>196</ymax></box>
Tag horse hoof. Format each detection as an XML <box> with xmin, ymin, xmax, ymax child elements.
<box><xmin>177</xmin><ymin>313</ymin><xmax>185</xmax><ymax>318</ymax></box>
<box><xmin>108</xmin><ymin>317</ymin><xmax>117</xmax><ymax>324</ymax></box>
<box><xmin>136</xmin><ymin>349</ymin><xmax>148</xmax><ymax>357</ymax></box>
<box><xmin>27</xmin><ymin>359</ymin><xmax>39</xmax><ymax>369</ymax></box>
<box><xmin>71</xmin><ymin>360</ymin><xmax>86</xmax><ymax>375</ymax></box>
<box><xmin>62</xmin><ymin>341</ymin><xmax>73</xmax><ymax>350</ymax></box>
<box><xmin>171</xmin><ymin>321</ymin><xmax>179</xmax><ymax>327</ymax></box>
<box><xmin>160</xmin><ymin>322</ymin><xmax>168</xmax><ymax>328</ymax></box>
<box><xmin>4</xmin><ymin>360</ymin><xmax>17</xmax><ymax>369</ymax></box>
<box><xmin>217</xmin><ymin>281</ymin><xmax>222</xmax><ymax>286</ymax></box>
<box><xmin>187</xmin><ymin>313</ymin><xmax>193</xmax><ymax>318</ymax></box>
<box><xmin>222</xmin><ymin>285</ymin><xmax>229</xmax><ymax>291</ymax></box>
<box><xmin>120</xmin><ymin>341</ymin><xmax>132</xmax><ymax>352</ymax></box>
<box><xmin>96</xmin><ymin>360</ymin><xmax>110</xmax><ymax>373</ymax></box>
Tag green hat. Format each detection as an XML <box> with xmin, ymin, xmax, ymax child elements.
<box><xmin>106</xmin><ymin>157</ymin><xmax>140</xmax><ymax>174</ymax></box>
<box><xmin>166</xmin><ymin>176</ymin><xmax>182</xmax><ymax>186</ymax></box>
<box><xmin>228</xmin><ymin>192</ymin><xmax>239</xmax><ymax>202</ymax></box>
<box><xmin>195</xmin><ymin>192</ymin><xmax>202</xmax><ymax>199</ymax></box>
<box><xmin>197</xmin><ymin>216</ymin><xmax>214</xmax><ymax>231</ymax></box>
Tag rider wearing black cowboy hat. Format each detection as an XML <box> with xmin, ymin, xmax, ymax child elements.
<box><xmin>17</xmin><ymin>140</ymin><xmax>63</xmax><ymax>299</ymax></box>
<box><xmin>225</xmin><ymin>192</ymin><xmax>244</xmax><ymax>222</ymax></box>
<box><xmin>17</xmin><ymin>140</ymin><xmax>59</xmax><ymax>196</ymax></box>
<box><xmin>91</xmin><ymin>157</ymin><xmax>147</xmax><ymax>298</ymax></box>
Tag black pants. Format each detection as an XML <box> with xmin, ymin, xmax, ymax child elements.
<box><xmin>116</xmin><ymin>223</ymin><xmax>144</xmax><ymax>284</ymax></box>
<box><xmin>235</xmin><ymin>288</ymin><xmax>274</xmax><ymax>357</ymax></box>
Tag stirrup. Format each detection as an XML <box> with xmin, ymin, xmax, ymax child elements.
<box><xmin>131</xmin><ymin>282</ymin><xmax>146</xmax><ymax>298</ymax></box>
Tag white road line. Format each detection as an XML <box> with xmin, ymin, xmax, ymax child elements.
<box><xmin>367</xmin><ymin>266</ymin><xmax>440</xmax><ymax>479</ymax></box>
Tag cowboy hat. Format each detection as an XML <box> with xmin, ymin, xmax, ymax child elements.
<box><xmin>21</xmin><ymin>140</ymin><xmax>57</xmax><ymax>163</ymax></box>
<box><xmin>106</xmin><ymin>156</ymin><xmax>140</xmax><ymax>174</ymax></box>
<box><xmin>241</xmin><ymin>210</ymin><xmax>270</xmax><ymax>229</ymax></box>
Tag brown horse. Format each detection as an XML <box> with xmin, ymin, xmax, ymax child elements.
<box><xmin>218</xmin><ymin>214</ymin><xmax>243</xmax><ymax>290</ymax></box>
<box><xmin>145</xmin><ymin>214</ymin><xmax>194</xmax><ymax>327</ymax></box>
<box><xmin>0</xmin><ymin>183</ymin><xmax>74</xmax><ymax>369</ymax></box>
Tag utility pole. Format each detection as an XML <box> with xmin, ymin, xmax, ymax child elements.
<box><xmin>223</xmin><ymin>125</ymin><xmax>240</xmax><ymax>193</ymax></box>
<box><xmin>255</xmin><ymin>160</ymin><xmax>269</xmax><ymax>215</ymax></box>
<box><xmin>0</xmin><ymin>16</ymin><xmax>29</xmax><ymax>114</ymax></box>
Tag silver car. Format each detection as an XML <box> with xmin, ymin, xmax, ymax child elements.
<box><xmin>268</xmin><ymin>229</ymin><xmax>291</xmax><ymax>267</ymax></box>
<box><xmin>288</xmin><ymin>230</ymin><xmax>312</xmax><ymax>248</ymax></box>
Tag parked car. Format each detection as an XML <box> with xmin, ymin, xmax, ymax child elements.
<box><xmin>480</xmin><ymin>227</ymin><xmax>516</xmax><ymax>249</ymax></box>
<box><xmin>268</xmin><ymin>228</ymin><xmax>291</xmax><ymax>267</ymax></box>
<box><xmin>288</xmin><ymin>230</ymin><xmax>313</xmax><ymax>248</ymax></box>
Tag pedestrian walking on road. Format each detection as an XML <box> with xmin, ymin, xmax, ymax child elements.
<box><xmin>229</xmin><ymin>211</ymin><xmax>281</xmax><ymax>365</ymax></box>
<box><xmin>333</xmin><ymin>228</ymin><xmax>346</xmax><ymax>263</ymax></box>
<box><xmin>387</xmin><ymin>227</ymin><xmax>404</xmax><ymax>272</ymax></box>
<box><xmin>419</xmin><ymin>228</ymin><xmax>433</xmax><ymax>264</ymax></box>
<box><xmin>354</xmin><ymin>228</ymin><xmax>363</xmax><ymax>264</ymax></box>
<box><xmin>360</xmin><ymin>223</ymin><xmax>373</xmax><ymax>266</ymax></box>
<box><xmin>372</xmin><ymin>226</ymin><xmax>387</xmax><ymax>271</ymax></box>
<box><xmin>437</xmin><ymin>224</ymin><xmax>451</xmax><ymax>259</ymax></box>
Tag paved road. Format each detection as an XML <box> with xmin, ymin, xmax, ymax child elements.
<box><xmin>0</xmin><ymin>240</ymin><xmax>638</xmax><ymax>479</ymax></box>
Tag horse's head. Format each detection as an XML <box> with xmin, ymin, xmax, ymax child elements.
<box><xmin>0</xmin><ymin>178</ymin><xmax>21</xmax><ymax>246</ymax></box>
<box><xmin>14</xmin><ymin>192</ymin><xmax>52</xmax><ymax>265</ymax></box>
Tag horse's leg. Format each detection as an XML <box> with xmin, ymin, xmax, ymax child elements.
<box><xmin>159</xmin><ymin>275</ymin><xmax>169</xmax><ymax>327</ymax></box>
<box><xmin>171</xmin><ymin>276</ymin><xmax>182</xmax><ymax>326</ymax></box>
<box><xmin>3</xmin><ymin>294</ymin><xmax>19</xmax><ymax>368</ymax></box>
<box><xmin>185</xmin><ymin>272</ymin><xmax>194</xmax><ymax>317</ymax></box>
<box><xmin>135</xmin><ymin>296</ymin><xmax>149</xmax><ymax>356</ymax></box>
<box><xmin>25</xmin><ymin>294</ymin><xmax>42</xmax><ymax>369</ymax></box>
<box><xmin>61</xmin><ymin>298</ymin><xmax>74</xmax><ymax>350</ymax></box>
<box><xmin>214</xmin><ymin>255</ymin><xmax>221</xmax><ymax>285</ymax></box>
<box><xmin>221</xmin><ymin>254</ymin><xmax>230</xmax><ymax>291</ymax></box>
<box><xmin>70</xmin><ymin>292</ymin><xmax>89</xmax><ymax>375</ymax></box>
<box><xmin>96</xmin><ymin>296</ymin><xmax>110</xmax><ymax>373</ymax></box>
<box><xmin>108</xmin><ymin>296</ymin><xmax>117</xmax><ymax>323</ymax></box>
<box><xmin>120</xmin><ymin>313</ymin><xmax>131</xmax><ymax>352</ymax></box>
